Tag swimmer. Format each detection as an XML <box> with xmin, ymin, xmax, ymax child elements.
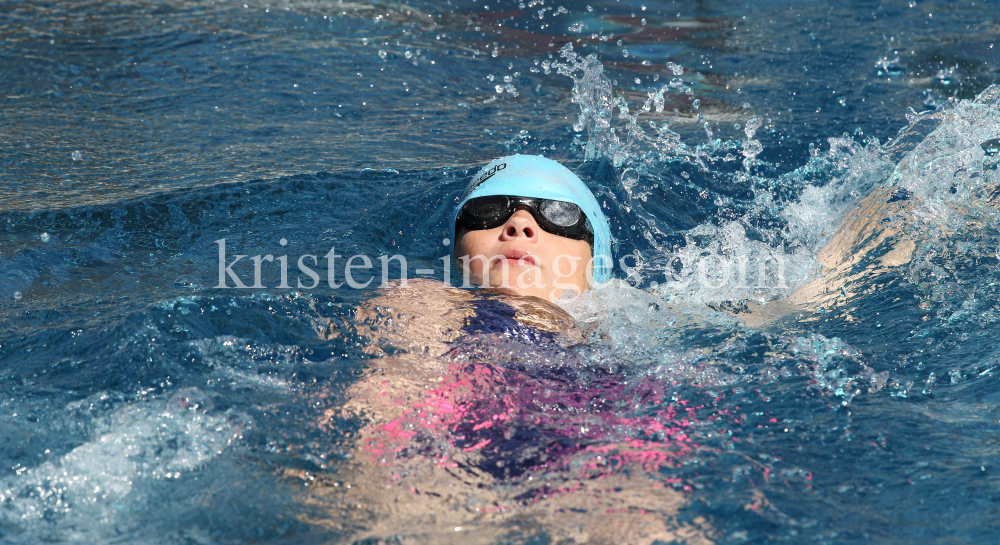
<box><xmin>304</xmin><ymin>155</ymin><xmax>711</xmax><ymax>544</ymax></box>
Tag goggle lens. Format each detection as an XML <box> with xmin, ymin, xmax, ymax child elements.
<box><xmin>462</xmin><ymin>195</ymin><xmax>510</xmax><ymax>225</ymax></box>
<box><xmin>538</xmin><ymin>199</ymin><xmax>582</xmax><ymax>227</ymax></box>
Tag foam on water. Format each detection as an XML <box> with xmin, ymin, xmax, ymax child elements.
<box><xmin>895</xmin><ymin>87</ymin><xmax>1000</xmax><ymax>233</ymax></box>
<box><xmin>0</xmin><ymin>389</ymin><xmax>249</xmax><ymax>543</ymax></box>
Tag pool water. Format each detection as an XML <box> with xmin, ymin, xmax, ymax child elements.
<box><xmin>2</xmin><ymin>0</ymin><xmax>1000</xmax><ymax>543</ymax></box>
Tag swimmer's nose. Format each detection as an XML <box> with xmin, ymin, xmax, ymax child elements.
<box><xmin>499</xmin><ymin>208</ymin><xmax>539</xmax><ymax>241</ymax></box>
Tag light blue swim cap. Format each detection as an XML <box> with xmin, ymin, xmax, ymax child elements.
<box><xmin>450</xmin><ymin>154</ymin><xmax>613</xmax><ymax>285</ymax></box>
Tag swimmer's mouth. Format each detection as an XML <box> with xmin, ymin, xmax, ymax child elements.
<box><xmin>497</xmin><ymin>248</ymin><xmax>537</xmax><ymax>267</ymax></box>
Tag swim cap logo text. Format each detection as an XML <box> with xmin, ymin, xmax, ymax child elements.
<box><xmin>466</xmin><ymin>162</ymin><xmax>506</xmax><ymax>197</ymax></box>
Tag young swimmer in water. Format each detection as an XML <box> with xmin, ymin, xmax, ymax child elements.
<box><xmin>306</xmin><ymin>155</ymin><xmax>711</xmax><ymax>544</ymax></box>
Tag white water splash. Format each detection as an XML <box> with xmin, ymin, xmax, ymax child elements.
<box><xmin>553</xmin><ymin>43</ymin><xmax>694</xmax><ymax>171</ymax></box>
<box><xmin>0</xmin><ymin>388</ymin><xmax>248</xmax><ymax>542</ymax></box>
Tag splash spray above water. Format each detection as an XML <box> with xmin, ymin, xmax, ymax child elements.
<box><xmin>553</xmin><ymin>43</ymin><xmax>692</xmax><ymax>170</ymax></box>
<box><xmin>550</xmin><ymin>43</ymin><xmax>821</xmax><ymax>306</ymax></box>
<box><xmin>551</xmin><ymin>39</ymin><xmax>1000</xmax><ymax>319</ymax></box>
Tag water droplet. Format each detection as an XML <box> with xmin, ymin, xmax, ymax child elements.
<box><xmin>641</xmin><ymin>18</ymin><xmax>647</xmax><ymax>25</ymax></box>
<box><xmin>634</xmin><ymin>77</ymin><xmax>641</xmax><ymax>84</ymax></box>
<box><xmin>13</xmin><ymin>291</ymin><xmax>22</xmax><ymax>301</ymax></box>
<box><xmin>378</xmin><ymin>49</ymin><xmax>387</xmax><ymax>59</ymax></box>
<box><xmin>622</xmin><ymin>49</ymin><xmax>628</xmax><ymax>58</ymax></box>
<box><xmin>982</xmin><ymin>138</ymin><xmax>1000</xmax><ymax>157</ymax></box>
<box><xmin>491</xmin><ymin>50</ymin><xmax>499</xmax><ymax>57</ymax></box>
<box><xmin>361</xmin><ymin>38</ymin><xmax>369</xmax><ymax>45</ymax></box>
<box><xmin>404</xmin><ymin>51</ymin><xmax>413</xmax><ymax>59</ymax></box>
<box><xmin>40</xmin><ymin>232</ymin><xmax>51</xmax><ymax>242</ymax></box>
<box><xmin>617</xmin><ymin>39</ymin><xmax>623</xmax><ymax>46</ymax></box>
<box><xmin>71</xmin><ymin>150</ymin><xmax>82</xmax><ymax>161</ymax></box>
<box><xmin>932</xmin><ymin>69</ymin><xmax>959</xmax><ymax>86</ymax></box>
<box><xmin>692</xmin><ymin>99</ymin><xmax>700</xmax><ymax>109</ymax></box>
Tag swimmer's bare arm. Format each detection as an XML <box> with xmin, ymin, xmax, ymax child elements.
<box><xmin>740</xmin><ymin>186</ymin><xmax>918</xmax><ymax>327</ymax></box>
<box><xmin>326</xmin><ymin>279</ymin><xmax>475</xmax><ymax>423</ymax></box>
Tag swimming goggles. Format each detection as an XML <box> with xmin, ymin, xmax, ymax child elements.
<box><xmin>456</xmin><ymin>195</ymin><xmax>593</xmax><ymax>242</ymax></box>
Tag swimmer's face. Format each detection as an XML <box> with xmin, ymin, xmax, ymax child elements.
<box><xmin>454</xmin><ymin>209</ymin><xmax>592</xmax><ymax>302</ymax></box>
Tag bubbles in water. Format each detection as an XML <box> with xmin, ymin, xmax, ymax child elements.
<box><xmin>742</xmin><ymin>116</ymin><xmax>765</xmax><ymax>170</ymax></box>
<box><xmin>492</xmin><ymin>50</ymin><xmax>499</xmax><ymax>58</ymax></box>
<box><xmin>404</xmin><ymin>50</ymin><xmax>413</xmax><ymax>59</ymax></box>
<box><xmin>13</xmin><ymin>291</ymin><xmax>22</xmax><ymax>300</ymax></box>
<box><xmin>932</xmin><ymin>66</ymin><xmax>960</xmax><ymax>86</ymax></box>
<box><xmin>71</xmin><ymin>150</ymin><xmax>82</xmax><ymax>161</ymax></box>
<box><xmin>361</xmin><ymin>38</ymin><xmax>369</xmax><ymax>45</ymax></box>
<box><xmin>40</xmin><ymin>232</ymin><xmax>51</xmax><ymax>242</ymax></box>
<box><xmin>982</xmin><ymin>138</ymin><xmax>1000</xmax><ymax>156</ymax></box>
<box><xmin>172</xmin><ymin>275</ymin><xmax>203</xmax><ymax>290</ymax></box>
<box><xmin>622</xmin><ymin>49</ymin><xmax>629</xmax><ymax>58</ymax></box>
<box><xmin>692</xmin><ymin>99</ymin><xmax>700</xmax><ymax>109</ymax></box>
<box><xmin>378</xmin><ymin>49</ymin><xmax>387</xmax><ymax>59</ymax></box>
<box><xmin>634</xmin><ymin>77</ymin><xmax>641</xmax><ymax>84</ymax></box>
<box><xmin>0</xmin><ymin>389</ymin><xmax>248</xmax><ymax>540</ymax></box>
